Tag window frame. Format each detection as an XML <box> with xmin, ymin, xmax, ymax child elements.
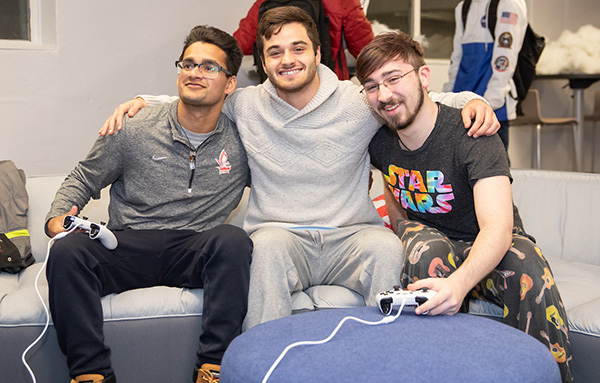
<box><xmin>0</xmin><ymin>0</ymin><xmax>56</xmax><ymax>50</ymax></box>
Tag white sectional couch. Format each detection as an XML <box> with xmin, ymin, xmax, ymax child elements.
<box><xmin>1</xmin><ymin>169</ymin><xmax>599</xmax><ymax>382</ymax></box>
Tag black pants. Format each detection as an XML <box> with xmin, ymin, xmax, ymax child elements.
<box><xmin>46</xmin><ymin>225</ymin><xmax>252</xmax><ymax>378</ymax></box>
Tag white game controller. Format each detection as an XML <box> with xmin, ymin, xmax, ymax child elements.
<box><xmin>376</xmin><ymin>285</ymin><xmax>437</xmax><ymax>315</ymax></box>
<box><xmin>62</xmin><ymin>215</ymin><xmax>118</xmax><ymax>250</ymax></box>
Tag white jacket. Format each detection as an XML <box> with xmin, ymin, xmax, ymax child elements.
<box><xmin>444</xmin><ymin>0</ymin><xmax>527</xmax><ymax>121</ymax></box>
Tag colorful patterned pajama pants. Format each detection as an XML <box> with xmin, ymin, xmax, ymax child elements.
<box><xmin>396</xmin><ymin>220</ymin><xmax>573</xmax><ymax>383</ymax></box>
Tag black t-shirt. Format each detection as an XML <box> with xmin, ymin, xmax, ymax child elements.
<box><xmin>369</xmin><ymin>104</ymin><xmax>516</xmax><ymax>241</ymax></box>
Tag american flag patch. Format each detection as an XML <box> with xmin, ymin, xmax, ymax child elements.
<box><xmin>500</xmin><ymin>12</ymin><xmax>518</xmax><ymax>25</ymax></box>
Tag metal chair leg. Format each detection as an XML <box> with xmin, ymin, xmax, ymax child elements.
<box><xmin>536</xmin><ymin>124</ymin><xmax>542</xmax><ymax>169</ymax></box>
<box><xmin>593</xmin><ymin>121</ymin><xmax>597</xmax><ymax>173</ymax></box>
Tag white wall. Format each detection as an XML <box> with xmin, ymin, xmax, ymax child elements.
<box><xmin>1</xmin><ymin>0</ymin><xmax>599</xmax><ymax>177</ymax></box>
<box><xmin>1</xmin><ymin>0</ymin><xmax>254</xmax><ymax>177</ymax></box>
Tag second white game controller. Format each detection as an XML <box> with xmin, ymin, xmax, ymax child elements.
<box><xmin>376</xmin><ymin>285</ymin><xmax>437</xmax><ymax>315</ymax></box>
<box><xmin>62</xmin><ymin>215</ymin><xmax>118</xmax><ymax>250</ymax></box>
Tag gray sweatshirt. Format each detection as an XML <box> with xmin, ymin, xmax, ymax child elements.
<box><xmin>46</xmin><ymin>101</ymin><xmax>249</xmax><ymax>233</ymax></box>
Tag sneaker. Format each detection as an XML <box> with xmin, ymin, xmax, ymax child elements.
<box><xmin>70</xmin><ymin>373</ymin><xmax>116</xmax><ymax>383</ymax></box>
<box><xmin>193</xmin><ymin>363</ymin><xmax>220</xmax><ymax>383</ymax></box>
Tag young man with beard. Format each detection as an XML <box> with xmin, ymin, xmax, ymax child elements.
<box><xmin>100</xmin><ymin>7</ymin><xmax>499</xmax><ymax>331</ymax></box>
<box><xmin>355</xmin><ymin>31</ymin><xmax>572</xmax><ymax>382</ymax></box>
<box><xmin>45</xmin><ymin>26</ymin><xmax>251</xmax><ymax>383</ymax></box>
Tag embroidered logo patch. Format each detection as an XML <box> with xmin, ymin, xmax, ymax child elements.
<box><xmin>215</xmin><ymin>149</ymin><xmax>232</xmax><ymax>174</ymax></box>
<box><xmin>498</xmin><ymin>32</ymin><xmax>513</xmax><ymax>48</ymax></box>
<box><xmin>494</xmin><ymin>56</ymin><xmax>509</xmax><ymax>72</ymax></box>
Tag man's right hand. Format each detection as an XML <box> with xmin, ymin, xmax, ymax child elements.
<box><xmin>99</xmin><ymin>97</ymin><xmax>148</xmax><ymax>136</ymax></box>
<box><xmin>47</xmin><ymin>206</ymin><xmax>78</xmax><ymax>238</ymax></box>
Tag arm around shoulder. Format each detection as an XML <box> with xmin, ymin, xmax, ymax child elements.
<box><xmin>99</xmin><ymin>95</ymin><xmax>176</xmax><ymax>136</ymax></box>
<box><xmin>429</xmin><ymin>91</ymin><xmax>499</xmax><ymax>137</ymax></box>
<box><xmin>429</xmin><ymin>90</ymin><xmax>487</xmax><ymax>109</ymax></box>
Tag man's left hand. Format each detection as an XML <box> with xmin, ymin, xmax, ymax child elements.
<box><xmin>461</xmin><ymin>99</ymin><xmax>500</xmax><ymax>138</ymax></box>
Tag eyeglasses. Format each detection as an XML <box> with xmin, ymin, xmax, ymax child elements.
<box><xmin>360</xmin><ymin>66</ymin><xmax>421</xmax><ymax>94</ymax></box>
<box><xmin>175</xmin><ymin>60</ymin><xmax>232</xmax><ymax>78</ymax></box>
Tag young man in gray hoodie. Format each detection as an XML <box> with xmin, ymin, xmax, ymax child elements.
<box><xmin>45</xmin><ymin>26</ymin><xmax>251</xmax><ymax>383</ymax></box>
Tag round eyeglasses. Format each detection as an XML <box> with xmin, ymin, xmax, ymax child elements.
<box><xmin>175</xmin><ymin>60</ymin><xmax>232</xmax><ymax>78</ymax></box>
<box><xmin>360</xmin><ymin>66</ymin><xmax>421</xmax><ymax>95</ymax></box>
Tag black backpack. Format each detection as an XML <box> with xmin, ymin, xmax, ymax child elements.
<box><xmin>252</xmin><ymin>0</ymin><xmax>335</xmax><ymax>83</ymax></box>
<box><xmin>461</xmin><ymin>0</ymin><xmax>545</xmax><ymax>115</ymax></box>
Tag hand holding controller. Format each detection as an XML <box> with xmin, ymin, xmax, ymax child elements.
<box><xmin>62</xmin><ymin>215</ymin><xmax>118</xmax><ymax>250</ymax></box>
<box><xmin>376</xmin><ymin>285</ymin><xmax>437</xmax><ymax>315</ymax></box>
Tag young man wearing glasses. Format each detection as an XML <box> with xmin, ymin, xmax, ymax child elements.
<box><xmin>100</xmin><ymin>7</ymin><xmax>499</xmax><ymax>332</ymax></box>
<box><xmin>356</xmin><ymin>31</ymin><xmax>572</xmax><ymax>382</ymax></box>
<box><xmin>45</xmin><ymin>26</ymin><xmax>251</xmax><ymax>383</ymax></box>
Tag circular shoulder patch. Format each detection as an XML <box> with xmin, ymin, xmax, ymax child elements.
<box><xmin>494</xmin><ymin>56</ymin><xmax>510</xmax><ymax>72</ymax></box>
<box><xmin>498</xmin><ymin>32</ymin><xmax>513</xmax><ymax>48</ymax></box>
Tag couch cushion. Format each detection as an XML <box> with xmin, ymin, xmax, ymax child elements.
<box><xmin>0</xmin><ymin>263</ymin><xmax>203</xmax><ymax>326</ymax></box>
<box><xmin>467</xmin><ymin>256</ymin><xmax>600</xmax><ymax>339</ymax></box>
<box><xmin>511</xmin><ymin>169</ymin><xmax>600</xmax><ymax>266</ymax></box>
<box><xmin>549</xmin><ymin>257</ymin><xmax>600</xmax><ymax>337</ymax></box>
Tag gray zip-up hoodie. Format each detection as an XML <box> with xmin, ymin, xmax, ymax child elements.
<box><xmin>46</xmin><ymin>101</ymin><xmax>249</xmax><ymax>233</ymax></box>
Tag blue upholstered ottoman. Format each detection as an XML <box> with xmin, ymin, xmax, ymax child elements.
<box><xmin>221</xmin><ymin>307</ymin><xmax>560</xmax><ymax>383</ymax></box>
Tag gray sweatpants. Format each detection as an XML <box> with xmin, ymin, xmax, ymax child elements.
<box><xmin>243</xmin><ymin>225</ymin><xmax>404</xmax><ymax>330</ymax></box>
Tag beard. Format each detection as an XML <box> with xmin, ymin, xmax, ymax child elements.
<box><xmin>267</xmin><ymin>61</ymin><xmax>318</xmax><ymax>94</ymax></box>
<box><xmin>378</xmin><ymin>83</ymin><xmax>424</xmax><ymax>131</ymax></box>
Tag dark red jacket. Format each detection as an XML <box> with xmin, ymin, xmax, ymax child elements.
<box><xmin>233</xmin><ymin>0</ymin><xmax>374</xmax><ymax>80</ymax></box>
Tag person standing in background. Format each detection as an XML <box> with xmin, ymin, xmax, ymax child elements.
<box><xmin>444</xmin><ymin>0</ymin><xmax>528</xmax><ymax>150</ymax></box>
<box><xmin>233</xmin><ymin>0</ymin><xmax>374</xmax><ymax>80</ymax></box>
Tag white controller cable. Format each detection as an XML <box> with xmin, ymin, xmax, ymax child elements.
<box><xmin>261</xmin><ymin>299</ymin><xmax>407</xmax><ymax>383</ymax></box>
<box><xmin>21</xmin><ymin>227</ymin><xmax>78</xmax><ymax>383</ymax></box>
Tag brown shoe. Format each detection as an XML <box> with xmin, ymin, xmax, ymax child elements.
<box><xmin>70</xmin><ymin>373</ymin><xmax>116</xmax><ymax>383</ymax></box>
<box><xmin>193</xmin><ymin>363</ymin><xmax>220</xmax><ymax>383</ymax></box>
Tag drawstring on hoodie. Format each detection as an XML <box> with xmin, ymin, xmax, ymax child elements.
<box><xmin>306</xmin><ymin>229</ymin><xmax>325</xmax><ymax>251</ymax></box>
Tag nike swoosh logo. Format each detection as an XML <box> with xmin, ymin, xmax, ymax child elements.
<box><xmin>152</xmin><ymin>155</ymin><xmax>168</xmax><ymax>161</ymax></box>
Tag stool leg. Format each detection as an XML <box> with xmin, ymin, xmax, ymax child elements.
<box><xmin>572</xmin><ymin>122</ymin><xmax>581</xmax><ymax>172</ymax></box>
<box><xmin>536</xmin><ymin>124</ymin><xmax>541</xmax><ymax>169</ymax></box>
<box><xmin>593</xmin><ymin>121</ymin><xmax>597</xmax><ymax>173</ymax></box>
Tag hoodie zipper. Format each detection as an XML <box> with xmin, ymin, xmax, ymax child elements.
<box><xmin>187</xmin><ymin>147</ymin><xmax>198</xmax><ymax>194</ymax></box>
<box><xmin>180</xmin><ymin>123</ymin><xmax>215</xmax><ymax>194</ymax></box>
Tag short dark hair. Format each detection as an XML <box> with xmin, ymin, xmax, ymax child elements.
<box><xmin>256</xmin><ymin>6</ymin><xmax>320</xmax><ymax>60</ymax></box>
<box><xmin>179</xmin><ymin>25</ymin><xmax>243</xmax><ymax>76</ymax></box>
<box><xmin>356</xmin><ymin>31</ymin><xmax>426</xmax><ymax>84</ymax></box>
